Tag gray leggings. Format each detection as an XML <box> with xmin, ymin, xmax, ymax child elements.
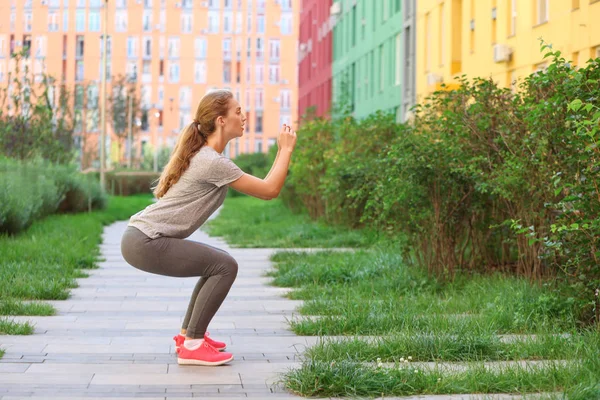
<box><xmin>120</xmin><ymin>226</ymin><xmax>238</xmax><ymax>339</ymax></box>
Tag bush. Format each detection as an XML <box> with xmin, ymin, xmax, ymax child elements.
<box><xmin>105</xmin><ymin>170</ymin><xmax>160</xmax><ymax>196</ymax></box>
<box><xmin>0</xmin><ymin>157</ymin><xmax>106</xmax><ymax>234</ymax></box>
<box><xmin>288</xmin><ymin>44</ymin><xmax>600</xmax><ymax>324</ymax></box>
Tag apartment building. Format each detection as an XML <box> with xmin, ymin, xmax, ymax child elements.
<box><xmin>0</xmin><ymin>0</ymin><xmax>299</xmax><ymax>168</ymax></box>
<box><xmin>298</xmin><ymin>0</ymin><xmax>332</xmax><ymax>119</ymax></box>
<box><xmin>329</xmin><ymin>0</ymin><xmax>415</xmax><ymax>122</ymax></box>
<box><xmin>416</xmin><ymin>0</ymin><xmax>600</xmax><ymax>101</ymax></box>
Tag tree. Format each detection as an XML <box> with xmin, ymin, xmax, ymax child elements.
<box><xmin>109</xmin><ymin>75</ymin><xmax>141</xmax><ymax>168</ymax></box>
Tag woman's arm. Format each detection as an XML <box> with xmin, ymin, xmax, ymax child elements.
<box><xmin>229</xmin><ymin>125</ymin><xmax>296</xmax><ymax>200</ymax></box>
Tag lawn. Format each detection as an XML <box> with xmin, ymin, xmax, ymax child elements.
<box><xmin>0</xmin><ymin>194</ymin><xmax>153</xmax><ymax>336</ymax></box>
<box><xmin>207</xmin><ymin>195</ymin><xmax>600</xmax><ymax>399</ymax></box>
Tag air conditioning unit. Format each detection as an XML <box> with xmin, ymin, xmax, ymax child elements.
<box><xmin>281</xmin><ymin>79</ymin><xmax>289</xmax><ymax>84</ymax></box>
<box><xmin>299</xmin><ymin>43</ymin><xmax>307</xmax><ymax>51</ymax></box>
<box><xmin>493</xmin><ymin>44</ymin><xmax>512</xmax><ymax>63</ymax></box>
<box><xmin>426</xmin><ymin>73</ymin><xmax>442</xmax><ymax>86</ymax></box>
<box><xmin>330</xmin><ymin>2</ymin><xmax>341</xmax><ymax>16</ymax></box>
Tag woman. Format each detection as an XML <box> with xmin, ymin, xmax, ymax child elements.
<box><xmin>120</xmin><ymin>89</ymin><xmax>297</xmax><ymax>366</ymax></box>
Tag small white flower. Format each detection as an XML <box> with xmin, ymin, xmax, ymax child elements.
<box><xmin>400</xmin><ymin>357</ymin><xmax>405</xmax><ymax>362</ymax></box>
<box><xmin>377</xmin><ymin>362</ymin><xmax>384</xmax><ymax>368</ymax></box>
<box><xmin>414</xmin><ymin>369</ymin><xmax>419</xmax><ymax>373</ymax></box>
<box><xmin>376</xmin><ymin>357</ymin><xmax>382</xmax><ymax>363</ymax></box>
<box><xmin>408</xmin><ymin>356</ymin><xmax>413</xmax><ymax>361</ymax></box>
<box><xmin>404</xmin><ymin>359</ymin><xmax>409</xmax><ymax>364</ymax></box>
<box><xmin>437</xmin><ymin>378</ymin><xmax>442</xmax><ymax>382</ymax></box>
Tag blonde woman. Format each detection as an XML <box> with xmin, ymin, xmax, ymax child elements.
<box><xmin>121</xmin><ymin>89</ymin><xmax>296</xmax><ymax>366</ymax></box>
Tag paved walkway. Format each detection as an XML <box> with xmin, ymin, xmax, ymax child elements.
<box><xmin>0</xmin><ymin>213</ymin><xmax>554</xmax><ymax>400</ymax></box>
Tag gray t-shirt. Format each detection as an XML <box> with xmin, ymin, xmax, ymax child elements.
<box><xmin>128</xmin><ymin>146</ymin><xmax>245</xmax><ymax>239</ymax></box>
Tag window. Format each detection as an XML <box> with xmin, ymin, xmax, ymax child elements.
<box><xmin>267</xmin><ymin>138</ymin><xmax>276</xmax><ymax>150</ymax></box>
<box><xmin>246</xmin><ymin>64</ymin><xmax>252</xmax><ymax>82</ymax></box>
<box><xmin>89</xmin><ymin>11</ymin><xmax>100</xmax><ymax>31</ymax></box>
<box><xmin>269</xmin><ymin>65</ymin><xmax>280</xmax><ymax>84</ymax></box>
<box><xmin>223</xmin><ymin>38</ymin><xmax>232</xmax><ymax>59</ymax></box>
<box><xmin>269</xmin><ymin>39</ymin><xmax>280</xmax><ymax>60</ymax></box>
<box><xmin>537</xmin><ymin>0</ymin><xmax>548</xmax><ymax>24</ymax></box>
<box><xmin>63</xmin><ymin>11</ymin><xmax>69</xmax><ymax>32</ymax></box>
<box><xmin>116</xmin><ymin>0</ymin><xmax>127</xmax><ymax>8</ymax></box>
<box><xmin>195</xmin><ymin>61</ymin><xmax>206</xmax><ymax>83</ymax></box>
<box><xmin>169</xmin><ymin>61</ymin><xmax>180</xmax><ymax>82</ymax></box>
<box><xmin>75</xmin><ymin>60</ymin><xmax>84</xmax><ymax>81</ymax></box>
<box><xmin>256</xmin><ymin>113</ymin><xmax>263</xmax><ymax>133</ymax></box>
<box><xmin>257</xmin><ymin>15</ymin><xmax>265</xmax><ymax>33</ymax></box>
<box><xmin>208</xmin><ymin>0</ymin><xmax>220</xmax><ymax>8</ymax></box>
<box><xmin>224</xmin><ymin>12</ymin><xmax>233</xmax><ymax>33</ymax></box>
<box><xmin>572</xmin><ymin>0</ymin><xmax>580</xmax><ymax>9</ymax></box>
<box><xmin>395</xmin><ymin>33</ymin><xmax>401</xmax><ymax>85</ymax></box>
<box><xmin>256</xmin><ymin>37</ymin><xmax>264</xmax><ymax>59</ymax></box>
<box><xmin>280</xmin><ymin>89</ymin><xmax>291</xmax><ymax>110</ymax></box>
<box><xmin>383</xmin><ymin>0</ymin><xmax>389</xmax><ymax>22</ymax></box>
<box><xmin>168</xmin><ymin>37</ymin><xmax>180</xmax><ymax>58</ymax></box>
<box><xmin>179</xmin><ymin>86</ymin><xmax>191</xmax><ymax>109</ymax></box>
<box><xmin>379</xmin><ymin>44</ymin><xmax>385</xmax><ymax>91</ymax></box>
<box><xmin>76</xmin><ymin>35</ymin><xmax>85</xmax><ymax>58</ymax></box>
<box><xmin>255</xmin><ymin>65</ymin><xmax>264</xmax><ymax>83</ymax></box>
<box><xmin>143</xmin><ymin>37</ymin><xmax>152</xmax><ymax>58</ymax></box>
<box><xmin>181</xmin><ymin>13</ymin><xmax>193</xmax><ymax>33</ymax></box>
<box><xmin>236</xmin><ymin>37</ymin><xmax>242</xmax><ymax>60</ymax></box>
<box><xmin>143</xmin><ymin>11</ymin><xmax>152</xmax><ymax>31</ymax></box>
<box><xmin>76</xmin><ymin>10</ymin><xmax>86</xmax><ymax>31</ymax></box>
<box><xmin>247</xmin><ymin>14</ymin><xmax>252</xmax><ymax>33</ymax></box>
<box><xmin>144</xmin><ymin>0</ymin><xmax>152</xmax><ymax>7</ymax></box>
<box><xmin>48</xmin><ymin>12</ymin><xmax>59</xmax><ymax>32</ymax></box>
<box><xmin>35</xmin><ymin>36</ymin><xmax>47</xmax><ymax>58</ymax></box>
<box><xmin>0</xmin><ymin>36</ymin><xmax>5</xmax><ymax>58</ymax></box>
<box><xmin>255</xmin><ymin>88</ymin><xmax>263</xmax><ymax>109</ymax></box>
<box><xmin>182</xmin><ymin>0</ymin><xmax>193</xmax><ymax>8</ymax></box>
<box><xmin>157</xmin><ymin>85</ymin><xmax>164</xmax><ymax>105</ymax></box>
<box><xmin>280</xmin><ymin>13</ymin><xmax>292</xmax><ymax>35</ymax></box>
<box><xmin>247</xmin><ymin>38</ymin><xmax>252</xmax><ymax>58</ymax></box>
<box><xmin>224</xmin><ymin>0</ymin><xmax>232</xmax><ymax>8</ymax></box>
<box><xmin>115</xmin><ymin>10</ymin><xmax>128</xmax><ymax>32</ymax></box>
<box><xmin>195</xmin><ymin>38</ymin><xmax>207</xmax><ymax>59</ymax></box>
<box><xmin>255</xmin><ymin>139</ymin><xmax>263</xmax><ymax>152</ymax></box>
<box><xmin>159</xmin><ymin>10</ymin><xmax>166</xmax><ymax>31</ymax></box>
<box><xmin>159</xmin><ymin>36</ymin><xmax>165</xmax><ymax>57</ymax></box>
<box><xmin>281</xmin><ymin>0</ymin><xmax>292</xmax><ymax>11</ymax></box>
<box><xmin>77</xmin><ymin>0</ymin><xmax>86</xmax><ymax>8</ymax></box>
<box><xmin>127</xmin><ymin>37</ymin><xmax>138</xmax><ymax>57</ymax></box>
<box><xmin>208</xmin><ymin>11</ymin><xmax>220</xmax><ymax>33</ymax></box>
<box><xmin>126</xmin><ymin>61</ymin><xmax>138</xmax><ymax>81</ymax></box>
<box><xmin>509</xmin><ymin>0</ymin><xmax>517</xmax><ymax>36</ymax></box>
<box><xmin>142</xmin><ymin>60</ymin><xmax>151</xmax><ymax>82</ymax></box>
<box><xmin>223</xmin><ymin>61</ymin><xmax>231</xmax><ymax>83</ymax></box>
<box><xmin>236</xmin><ymin>12</ymin><xmax>242</xmax><ymax>33</ymax></box>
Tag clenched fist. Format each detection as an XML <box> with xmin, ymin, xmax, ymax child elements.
<box><xmin>277</xmin><ymin>124</ymin><xmax>297</xmax><ymax>152</ymax></box>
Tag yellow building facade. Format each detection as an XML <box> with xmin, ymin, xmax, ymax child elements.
<box><xmin>416</xmin><ymin>0</ymin><xmax>600</xmax><ymax>101</ymax></box>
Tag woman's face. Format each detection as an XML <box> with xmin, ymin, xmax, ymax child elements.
<box><xmin>221</xmin><ymin>98</ymin><xmax>246</xmax><ymax>138</ymax></box>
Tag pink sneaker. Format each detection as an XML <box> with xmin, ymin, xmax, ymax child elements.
<box><xmin>173</xmin><ymin>331</ymin><xmax>227</xmax><ymax>351</ymax></box>
<box><xmin>177</xmin><ymin>341</ymin><xmax>234</xmax><ymax>366</ymax></box>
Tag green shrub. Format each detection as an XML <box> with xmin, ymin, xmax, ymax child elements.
<box><xmin>289</xmin><ymin>43</ymin><xmax>600</xmax><ymax>324</ymax></box>
<box><xmin>104</xmin><ymin>170</ymin><xmax>160</xmax><ymax>196</ymax></box>
<box><xmin>0</xmin><ymin>157</ymin><xmax>106</xmax><ymax>234</ymax></box>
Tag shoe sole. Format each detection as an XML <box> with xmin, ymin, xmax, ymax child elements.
<box><xmin>176</xmin><ymin>346</ymin><xmax>227</xmax><ymax>352</ymax></box>
<box><xmin>177</xmin><ymin>355</ymin><xmax>234</xmax><ymax>366</ymax></box>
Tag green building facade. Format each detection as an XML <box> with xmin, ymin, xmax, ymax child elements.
<box><xmin>331</xmin><ymin>0</ymin><xmax>415</xmax><ymax>121</ymax></box>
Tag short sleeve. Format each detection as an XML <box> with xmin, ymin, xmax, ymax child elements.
<box><xmin>208</xmin><ymin>156</ymin><xmax>245</xmax><ymax>188</ymax></box>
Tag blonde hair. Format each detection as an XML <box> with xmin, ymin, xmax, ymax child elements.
<box><xmin>153</xmin><ymin>89</ymin><xmax>234</xmax><ymax>198</ymax></box>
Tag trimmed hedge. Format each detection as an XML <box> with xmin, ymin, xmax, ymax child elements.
<box><xmin>0</xmin><ymin>157</ymin><xmax>106</xmax><ymax>235</ymax></box>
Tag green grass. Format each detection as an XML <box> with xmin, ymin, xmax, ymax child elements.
<box><xmin>205</xmin><ymin>191</ymin><xmax>600</xmax><ymax>397</ymax></box>
<box><xmin>268</xmin><ymin>249</ymin><xmax>600</xmax><ymax>397</ymax></box>
<box><xmin>0</xmin><ymin>194</ymin><xmax>153</xmax><ymax>337</ymax></box>
<box><xmin>205</xmin><ymin>196</ymin><xmax>381</xmax><ymax>248</ymax></box>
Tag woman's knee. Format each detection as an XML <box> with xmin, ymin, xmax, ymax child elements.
<box><xmin>218</xmin><ymin>256</ymin><xmax>238</xmax><ymax>278</ymax></box>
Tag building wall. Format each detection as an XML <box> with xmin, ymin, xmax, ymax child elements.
<box><xmin>331</xmin><ymin>0</ymin><xmax>403</xmax><ymax>121</ymax></box>
<box><xmin>416</xmin><ymin>0</ymin><xmax>600</xmax><ymax>102</ymax></box>
<box><xmin>298</xmin><ymin>0</ymin><xmax>332</xmax><ymax>120</ymax></box>
<box><xmin>0</xmin><ymin>0</ymin><xmax>299</xmax><ymax>168</ymax></box>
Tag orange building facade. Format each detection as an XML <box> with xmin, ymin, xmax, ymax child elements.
<box><xmin>0</xmin><ymin>0</ymin><xmax>299</xmax><ymax>168</ymax></box>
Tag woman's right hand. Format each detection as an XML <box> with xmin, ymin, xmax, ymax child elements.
<box><xmin>278</xmin><ymin>124</ymin><xmax>297</xmax><ymax>152</ymax></box>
